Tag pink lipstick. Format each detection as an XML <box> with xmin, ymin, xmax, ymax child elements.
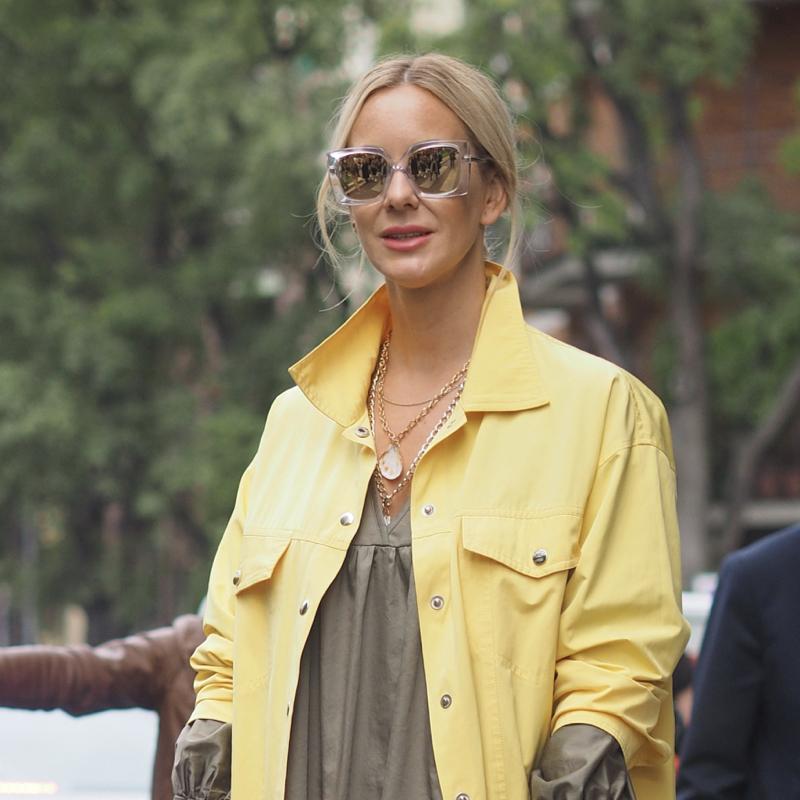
<box><xmin>380</xmin><ymin>225</ymin><xmax>432</xmax><ymax>251</ymax></box>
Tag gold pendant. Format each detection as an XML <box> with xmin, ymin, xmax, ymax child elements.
<box><xmin>378</xmin><ymin>443</ymin><xmax>403</xmax><ymax>480</ymax></box>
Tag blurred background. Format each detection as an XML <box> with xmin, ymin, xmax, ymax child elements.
<box><xmin>0</xmin><ymin>0</ymin><xmax>798</xmax><ymax>650</ymax></box>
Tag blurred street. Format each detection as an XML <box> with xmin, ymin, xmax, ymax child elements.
<box><xmin>0</xmin><ymin>708</ymin><xmax>155</xmax><ymax>798</ymax></box>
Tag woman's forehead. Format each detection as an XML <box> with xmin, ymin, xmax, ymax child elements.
<box><xmin>347</xmin><ymin>85</ymin><xmax>469</xmax><ymax>152</ymax></box>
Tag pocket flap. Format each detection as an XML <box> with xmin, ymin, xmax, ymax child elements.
<box><xmin>461</xmin><ymin>513</ymin><xmax>579</xmax><ymax>577</ymax></box>
<box><xmin>233</xmin><ymin>535</ymin><xmax>291</xmax><ymax>594</ymax></box>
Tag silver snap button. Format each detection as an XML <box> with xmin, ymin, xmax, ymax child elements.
<box><xmin>355</xmin><ymin>426</ymin><xmax>369</xmax><ymax>438</ymax></box>
<box><xmin>232</xmin><ymin>570</ymin><xmax>241</xmax><ymax>586</ymax></box>
<box><xmin>299</xmin><ymin>601</ymin><xmax>309</xmax><ymax>615</ymax></box>
<box><xmin>340</xmin><ymin>512</ymin><xmax>355</xmax><ymax>526</ymax></box>
<box><xmin>430</xmin><ymin>595</ymin><xmax>445</xmax><ymax>610</ymax></box>
<box><xmin>422</xmin><ymin>504</ymin><xmax>435</xmax><ymax>517</ymax></box>
<box><xmin>456</xmin><ymin>794</ymin><xmax>470</xmax><ymax>800</ymax></box>
<box><xmin>440</xmin><ymin>694</ymin><xmax>452</xmax><ymax>709</ymax></box>
<box><xmin>532</xmin><ymin>549</ymin><xmax>548</xmax><ymax>565</ymax></box>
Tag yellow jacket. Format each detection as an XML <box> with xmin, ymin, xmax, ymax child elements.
<box><xmin>191</xmin><ymin>265</ymin><xmax>689</xmax><ymax>800</ymax></box>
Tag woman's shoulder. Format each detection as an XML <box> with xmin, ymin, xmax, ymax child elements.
<box><xmin>264</xmin><ymin>383</ymin><xmax>337</xmax><ymax>423</ymax></box>
<box><xmin>267</xmin><ymin>384</ymin><xmax>309</xmax><ymax>414</ymax></box>
<box><xmin>525</xmin><ymin>324</ymin><xmax>614</xmax><ymax>375</ymax></box>
<box><xmin>261</xmin><ymin>384</ymin><xmax>350</xmax><ymax>439</ymax></box>
<box><xmin>524</xmin><ymin>324</ymin><xmax>672</xmax><ymax>453</ymax></box>
<box><xmin>524</xmin><ymin>323</ymin><xmax>650</xmax><ymax>393</ymax></box>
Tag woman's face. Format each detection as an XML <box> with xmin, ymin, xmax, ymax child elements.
<box><xmin>347</xmin><ymin>84</ymin><xmax>506</xmax><ymax>295</ymax></box>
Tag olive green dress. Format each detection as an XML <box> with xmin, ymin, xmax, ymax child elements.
<box><xmin>283</xmin><ymin>483</ymin><xmax>441</xmax><ymax>800</ymax></box>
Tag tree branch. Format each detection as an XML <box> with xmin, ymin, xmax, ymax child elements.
<box><xmin>719</xmin><ymin>350</ymin><xmax>800</xmax><ymax>555</ymax></box>
<box><xmin>581</xmin><ymin>257</ymin><xmax>633</xmax><ymax>372</ymax></box>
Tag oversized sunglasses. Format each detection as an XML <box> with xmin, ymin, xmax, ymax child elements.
<box><xmin>326</xmin><ymin>139</ymin><xmax>488</xmax><ymax>206</ymax></box>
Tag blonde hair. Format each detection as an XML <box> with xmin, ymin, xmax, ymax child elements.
<box><xmin>316</xmin><ymin>53</ymin><xmax>521</xmax><ymax>274</ymax></box>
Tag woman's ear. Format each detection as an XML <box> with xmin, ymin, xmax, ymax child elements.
<box><xmin>480</xmin><ymin>174</ymin><xmax>508</xmax><ymax>227</ymax></box>
<box><xmin>349</xmin><ymin>211</ymin><xmax>358</xmax><ymax>235</ymax></box>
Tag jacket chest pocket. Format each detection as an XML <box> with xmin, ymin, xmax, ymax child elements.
<box><xmin>459</xmin><ymin>513</ymin><xmax>580</xmax><ymax>682</ymax></box>
<box><xmin>233</xmin><ymin>535</ymin><xmax>291</xmax><ymax>596</ymax></box>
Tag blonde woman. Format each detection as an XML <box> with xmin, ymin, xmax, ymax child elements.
<box><xmin>173</xmin><ymin>54</ymin><xmax>689</xmax><ymax>800</ymax></box>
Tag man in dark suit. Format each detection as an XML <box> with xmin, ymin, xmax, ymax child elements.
<box><xmin>677</xmin><ymin>522</ymin><xmax>800</xmax><ymax>799</ymax></box>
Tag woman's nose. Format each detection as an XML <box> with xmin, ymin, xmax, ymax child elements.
<box><xmin>383</xmin><ymin>166</ymin><xmax>419</xmax><ymax>208</ymax></box>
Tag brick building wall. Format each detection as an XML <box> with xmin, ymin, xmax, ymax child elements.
<box><xmin>695</xmin><ymin>2</ymin><xmax>800</xmax><ymax>212</ymax></box>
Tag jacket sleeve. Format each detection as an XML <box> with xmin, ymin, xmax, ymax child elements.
<box><xmin>551</xmin><ymin>373</ymin><xmax>689</xmax><ymax>768</ymax></box>
<box><xmin>189</xmin><ymin>461</ymin><xmax>256</xmax><ymax>725</ymax></box>
<box><xmin>676</xmin><ymin>555</ymin><xmax>760</xmax><ymax>800</ymax></box>
<box><xmin>0</xmin><ymin>623</ymin><xmax>182</xmax><ymax>715</ymax></box>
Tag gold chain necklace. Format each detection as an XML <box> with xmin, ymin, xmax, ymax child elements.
<box><xmin>368</xmin><ymin>335</ymin><xmax>469</xmax><ymax>524</ymax></box>
<box><xmin>383</xmin><ymin>394</ymin><xmax>437</xmax><ymax>407</ymax></box>
<box><xmin>370</xmin><ymin>376</ymin><xmax>467</xmax><ymax>525</ymax></box>
<box><xmin>373</xmin><ymin>333</ymin><xmax>469</xmax><ymax>481</ymax></box>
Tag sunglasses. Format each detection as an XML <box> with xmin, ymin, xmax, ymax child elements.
<box><xmin>326</xmin><ymin>139</ymin><xmax>488</xmax><ymax>206</ymax></box>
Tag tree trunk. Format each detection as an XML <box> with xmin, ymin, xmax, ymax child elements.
<box><xmin>568</xmin><ymin>10</ymin><xmax>714</xmax><ymax>584</ymax></box>
<box><xmin>664</xmin><ymin>83</ymin><xmax>711</xmax><ymax>584</ymax></box>
<box><xmin>0</xmin><ymin>584</ymin><xmax>11</xmax><ymax>646</ymax></box>
<box><xmin>20</xmin><ymin>514</ymin><xmax>39</xmax><ymax>643</ymax></box>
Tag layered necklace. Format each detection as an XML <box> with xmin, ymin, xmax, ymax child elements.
<box><xmin>368</xmin><ymin>333</ymin><xmax>469</xmax><ymax>524</ymax></box>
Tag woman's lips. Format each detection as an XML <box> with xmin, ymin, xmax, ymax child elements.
<box><xmin>380</xmin><ymin>226</ymin><xmax>432</xmax><ymax>251</ymax></box>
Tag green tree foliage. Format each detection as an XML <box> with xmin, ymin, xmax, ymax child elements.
<box><xmin>0</xmin><ymin>0</ymin><xmax>348</xmax><ymax>641</ymax></box>
<box><xmin>781</xmin><ymin>79</ymin><xmax>800</xmax><ymax>175</ymax></box>
<box><xmin>705</xmin><ymin>182</ymin><xmax>800</xmax><ymax>475</ymax></box>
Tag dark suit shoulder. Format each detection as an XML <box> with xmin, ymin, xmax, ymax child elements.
<box><xmin>715</xmin><ymin>523</ymin><xmax>800</xmax><ymax>641</ymax></box>
<box><xmin>723</xmin><ymin>523</ymin><xmax>800</xmax><ymax>582</ymax></box>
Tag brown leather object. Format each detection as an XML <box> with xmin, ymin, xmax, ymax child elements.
<box><xmin>0</xmin><ymin>613</ymin><xmax>204</xmax><ymax>800</ymax></box>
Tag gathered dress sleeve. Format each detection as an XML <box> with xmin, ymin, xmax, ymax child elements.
<box><xmin>529</xmin><ymin>724</ymin><xmax>635</xmax><ymax>799</ymax></box>
<box><xmin>552</xmin><ymin>373</ymin><xmax>688</xmax><ymax>769</ymax></box>
<box><xmin>172</xmin><ymin>719</ymin><xmax>232</xmax><ymax>800</ymax></box>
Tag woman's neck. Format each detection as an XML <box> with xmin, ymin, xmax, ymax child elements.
<box><xmin>382</xmin><ymin>268</ymin><xmax>486</xmax><ymax>391</ymax></box>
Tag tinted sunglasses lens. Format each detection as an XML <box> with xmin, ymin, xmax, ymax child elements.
<box><xmin>335</xmin><ymin>153</ymin><xmax>388</xmax><ymax>201</ymax></box>
<box><xmin>408</xmin><ymin>145</ymin><xmax>461</xmax><ymax>194</ymax></box>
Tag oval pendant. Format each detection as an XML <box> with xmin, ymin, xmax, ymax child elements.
<box><xmin>378</xmin><ymin>443</ymin><xmax>403</xmax><ymax>480</ymax></box>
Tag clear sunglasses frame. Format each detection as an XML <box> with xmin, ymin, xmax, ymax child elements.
<box><xmin>326</xmin><ymin>139</ymin><xmax>488</xmax><ymax>206</ymax></box>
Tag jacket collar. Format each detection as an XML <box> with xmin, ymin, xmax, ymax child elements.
<box><xmin>288</xmin><ymin>263</ymin><xmax>549</xmax><ymax>426</ymax></box>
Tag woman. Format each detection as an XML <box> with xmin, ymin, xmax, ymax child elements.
<box><xmin>173</xmin><ymin>54</ymin><xmax>688</xmax><ymax>800</ymax></box>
